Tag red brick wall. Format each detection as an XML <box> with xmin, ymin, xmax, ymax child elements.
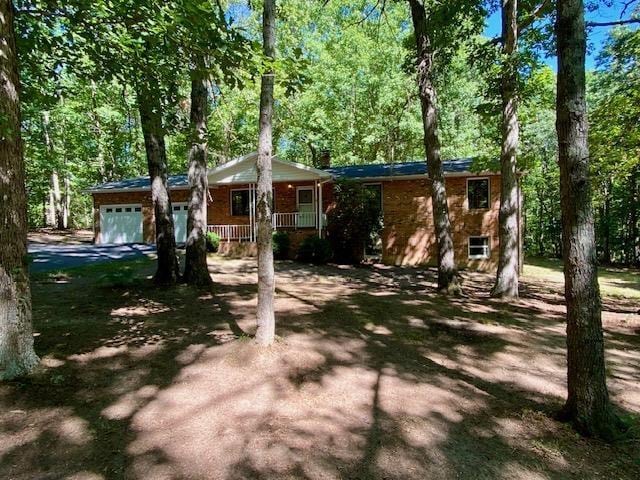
<box><xmin>91</xmin><ymin>175</ymin><xmax>502</xmax><ymax>271</ymax></box>
<box><xmin>380</xmin><ymin>175</ymin><xmax>500</xmax><ymax>270</ymax></box>
<box><xmin>208</xmin><ymin>181</ymin><xmax>331</xmax><ymax>225</ymax></box>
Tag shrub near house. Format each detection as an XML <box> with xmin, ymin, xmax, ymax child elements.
<box><xmin>326</xmin><ymin>181</ymin><xmax>382</xmax><ymax>264</ymax></box>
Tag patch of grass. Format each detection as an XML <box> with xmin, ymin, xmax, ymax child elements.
<box><xmin>524</xmin><ymin>256</ymin><xmax>640</xmax><ymax>299</ymax></box>
<box><xmin>30</xmin><ymin>256</ymin><xmax>154</xmax><ymax>283</ymax></box>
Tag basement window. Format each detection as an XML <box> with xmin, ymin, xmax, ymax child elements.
<box><xmin>468</xmin><ymin>236</ymin><xmax>490</xmax><ymax>259</ymax></box>
<box><xmin>467</xmin><ymin>178</ymin><xmax>490</xmax><ymax>209</ymax></box>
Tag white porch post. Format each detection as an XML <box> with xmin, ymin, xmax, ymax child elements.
<box><xmin>317</xmin><ymin>180</ymin><xmax>322</xmax><ymax>236</ymax></box>
<box><xmin>250</xmin><ymin>183</ymin><xmax>256</xmax><ymax>242</ymax></box>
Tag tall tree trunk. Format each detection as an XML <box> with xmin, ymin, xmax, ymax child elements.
<box><xmin>63</xmin><ymin>175</ymin><xmax>71</xmax><ymax>229</ymax></box>
<box><xmin>136</xmin><ymin>80</ymin><xmax>179</xmax><ymax>285</ymax></box>
<box><xmin>183</xmin><ymin>63</ymin><xmax>213</xmax><ymax>287</ymax></box>
<box><xmin>601</xmin><ymin>177</ymin><xmax>611</xmax><ymax>264</ymax></box>
<box><xmin>50</xmin><ymin>169</ymin><xmax>64</xmax><ymax>229</ymax></box>
<box><xmin>492</xmin><ymin>0</ymin><xmax>520</xmax><ymax>298</ymax></box>
<box><xmin>408</xmin><ymin>0</ymin><xmax>461</xmax><ymax>294</ymax></box>
<box><xmin>629</xmin><ymin>166</ymin><xmax>638</xmax><ymax>266</ymax></box>
<box><xmin>255</xmin><ymin>0</ymin><xmax>276</xmax><ymax>346</ymax></box>
<box><xmin>43</xmin><ymin>111</ymin><xmax>64</xmax><ymax>229</ymax></box>
<box><xmin>0</xmin><ymin>0</ymin><xmax>39</xmax><ymax>379</ymax></box>
<box><xmin>556</xmin><ymin>0</ymin><xmax>622</xmax><ymax>439</ymax></box>
<box><xmin>90</xmin><ymin>80</ymin><xmax>107</xmax><ymax>182</ymax></box>
<box><xmin>47</xmin><ymin>188</ymin><xmax>54</xmax><ymax>226</ymax></box>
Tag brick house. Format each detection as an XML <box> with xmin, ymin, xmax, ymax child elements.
<box><xmin>87</xmin><ymin>152</ymin><xmax>522</xmax><ymax>271</ymax></box>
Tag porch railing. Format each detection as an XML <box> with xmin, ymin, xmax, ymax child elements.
<box><xmin>272</xmin><ymin>212</ymin><xmax>319</xmax><ymax>229</ymax></box>
<box><xmin>208</xmin><ymin>213</ymin><xmax>327</xmax><ymax>243</ymax></box>
<box><xmin>207</xmin><ymin>224</ymin><xmax>252</xmax><ymax>241</ymax></box>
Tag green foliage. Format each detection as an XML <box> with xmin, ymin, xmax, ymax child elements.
<box><xmin>272</xmin><ymin>231</ymin><xmax>291</xmax><ymax>260</ymax></box>
<box><xmin>326</xmin><ymin>181</ymin><xmax>382</xmax><ymax>264</ymax></box>
<box><xmin>97</xmin><ymin>267</ymin><xmax>142</xmax><ymax>288</ymax></box>
<box><xmin>206</xmin><ymin>231</ymin><xmax>220</xmax><ymax>253</ymax></box>
<box><xmin>588</xmin><ymin>25</ymin><xmax>640</xmax><ymax>265</ymax></box>
<box><xmin>297</xmin><ymin>235</ymin><xmax>332</xmax><ymax>265</ymax></box>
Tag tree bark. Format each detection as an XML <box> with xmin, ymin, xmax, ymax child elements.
<box><xmin>601</xmin><ymin>177</ymin><xmax>611</xmax><ymax>264</ymax></box>
<box><xmin>90</xmin><ymin>80</ymin><xmax>107</xmax><ymax>182</ymax></box>
<box><xmin>183</xmin><ymin>64</ymin><xmax>213</xmax><ymax>287</ymax></box>
<box><xmin>408</xmin><ymin>0</ymin><xmax>461</xmax><ymax>294</ymax></box>
<box><xmin>492</xmin><ymin>0</ymin><xmax>520</xmax><ymax>298</ymax></box>
<box><xmin>556</xmin><ymin>0</ymin><xmax>622</xmax><ymax>439</ymax></box>
<box><xmin>255</xmin><ymin>0</ymin><xmax>276</xmax><ymax>345</ymax></box>
<box><xmin>43</xmin><ymin>111</ymin><xmax>65</xmax><ymax>230</ymax></box>
<box><xmin>629</xmin><ymin>166</ymin><xmax>638</xmax><ymax>266</ymax></box>
<box><xmin>0</xmin><ymin>0</ymin><xmax>39</xmax><ymax>379</ymax></box>
<box><xmin>136</xmin><ymin>80</ymin><xmax>179</xmax><ymax>286</ymax></box>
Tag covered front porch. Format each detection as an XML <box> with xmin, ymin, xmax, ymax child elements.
<box><xmin>205</xmin><ymin>153</ymin><xmax>333</xmax><ymax>242</ymax></box>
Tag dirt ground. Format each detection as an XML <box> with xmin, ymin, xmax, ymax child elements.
<box><xmin>28</xmin><ymin>228</ymin><xmax>94</xmax><ymax>245</ymax></box>
<box><xmin>1</xmin><ymin>255</ymin><xmax>639</xmax><ymax>479</ymax></box>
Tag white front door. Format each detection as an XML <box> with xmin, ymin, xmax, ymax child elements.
<box><xmin>100</xmin><ymin>204</ymin><xmax>143</xmax><ymax>244</ymax></box>
<box><xmin>172</xmin><ymin>203</ymin><xmax>189</xmax><ymax>244</ymax></box>
<box><xmin>297</xmin><ymin>187</ymin><xmax>315</xmax><ymax>228</ymax></box>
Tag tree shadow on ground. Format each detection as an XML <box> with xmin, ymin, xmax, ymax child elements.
<box><xmin>0</xmin><ymin>258</ymin><xmax>638</xmax><ymax>479</ymax></box>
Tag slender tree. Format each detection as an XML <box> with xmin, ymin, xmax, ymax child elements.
<box><xmin>0</xmin><ymin>0</ymin><xmax>39</xmax><ymax>379</ymax></box>
<box><xmin>555</xmin><ymin>0</ymin><xmax>623</xmax><ymax>439</ymax></box>
<box><xmin>136</xmin><ymin>76</ymin><xmax>180</xmax><ymax>285</ymax></box>
<box><xmin>408</xmin><ymin>0</ymin><xmax>461</xmax><ymax>294</ymax></box>
<box><xmin>183</xmin><ymin>59</ymin><xmax>213</xmax><ymax>287</ymax></box>
<box><xmin>491</xmin><ymin>0</ymin><xmax>520</xmax><ymax>298</ymax></box>
<box><xmin>255</xmin><ymin>0</ymin><xmax>276</xmax><ymax>345</ymax></box>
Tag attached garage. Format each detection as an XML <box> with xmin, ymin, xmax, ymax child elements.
<box><xmin>100</xmin><ymin>204</ymin><xmax>143</xmax><ymax>244</ymax></box>
<box><xmin>172</xmin><ymin>202</ymin><xmax>189</xmax><ymax>244</ymax></box>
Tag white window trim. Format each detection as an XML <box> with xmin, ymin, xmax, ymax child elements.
<box><xmin>466</xmin><ymin>176</ymin><xmax>491</xmax><ymax>211</ymax></box>
<box><xmin>229</xmin><ymin>187</ymin><xmax>275</xmax><ymax>216</ymax></box>
<box><xmin>100</xmin><ymin>203</ymin><xmax>143</xmax><ymax>214</ymax></box>
<box><xmin>296</xmin><ymin>185</ymin><xmax>315</xmax><ymax>209</ymax></box>
<box><xmin>363</xmin><ymin>182</ymin><xmax>384</xmax><ymax>214</ymax></box>
<box><xmin>171</xmin><ymin>202</ymin><xmax>189</xmax><ymax>212</ymax></box>
<box><xmin>468</xmin><ymin>235</ymin><xmax>491</xmax><ymax>260</ymax></box>
<box><xmin>230</xmin><ymin>188</ymin><xmax>250</xmax><ymax>216</ymax></box>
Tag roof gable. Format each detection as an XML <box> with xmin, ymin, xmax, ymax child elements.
<box><xmin>207</xmin><ymin>152</ymin><xmax>332</xmax><ymax>184</ymax></box>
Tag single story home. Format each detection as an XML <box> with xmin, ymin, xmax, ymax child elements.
<box><xmin>87</xmin><ymin>152</ymin><xmax>522</xmax><ymax>271</ymax></box>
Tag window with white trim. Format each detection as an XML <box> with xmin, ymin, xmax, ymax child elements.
<box><xmin>467</xmin><ymin>178</ymin><xmax>489</xmax><ymax>209</ymax></box>
<box><xmin>231</xmin><ymin>189</ymin><xmax>250</xmax><ymax>216</ymax></box>
<box><xmin>468</xmin><ymin>236</ymin><xmax>490</xmax><ymax>259</ymax></box>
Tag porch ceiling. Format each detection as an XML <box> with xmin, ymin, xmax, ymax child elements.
<box><xmin>207</xmin><ymin>152</ymin><xmax>333</xmax><ymax>185</ymax></box>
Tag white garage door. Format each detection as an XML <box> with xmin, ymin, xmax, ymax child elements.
<box><xmin>100</xmin><ymin>204</ymin><xmax>143</xmax><ymax>244</ymax></box>
<box><xmin>172</xmin><ymin>203</ymin><xmax>189</xmax><ymax>244</ymax></box>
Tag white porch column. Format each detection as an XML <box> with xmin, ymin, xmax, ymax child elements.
<box><xmin>317</xmin><ymin>180</ymin><xmax>322</xmax><ymax>236</ymax></box>
<box><xmin>250</xmin><ymin>183</ymin><xmax>256</xmax><ymax>242</ymax></box>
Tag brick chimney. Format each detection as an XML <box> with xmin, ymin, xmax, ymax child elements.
<box><xmin>318</xmin><ymin>149</ymin><xmax>331</xmax><ymax>169</ymax></box>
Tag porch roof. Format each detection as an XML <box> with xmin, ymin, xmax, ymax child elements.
<box><xmin>207</xmin><ymin>152</ymin><xmax>332</xmax><ymax>185</ymax></box>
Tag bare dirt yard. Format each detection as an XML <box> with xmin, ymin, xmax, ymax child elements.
<box><xmin>1</xmin><ymin>255</ymin><xmax>639</xmax><ymax>479</ymax></box>
<box><xmin>28</xmin><ymin>228</ymin><xmax>94</xmax><ymax>245</ymax></box>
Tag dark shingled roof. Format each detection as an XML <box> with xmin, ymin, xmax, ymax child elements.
<box><xmin>88</xmin><ymin>174</ymin><xmax>189</xmax><ymax>192</ymax></box>
<box><xmin>88</xmin><ymin>158</ymin><xmax>476</xmax><ymax>192</ymax></box>
<box><xmin>327</xmin><ymin>158</ymin><xmax>474</xmax><ymax>179</ymax></box>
